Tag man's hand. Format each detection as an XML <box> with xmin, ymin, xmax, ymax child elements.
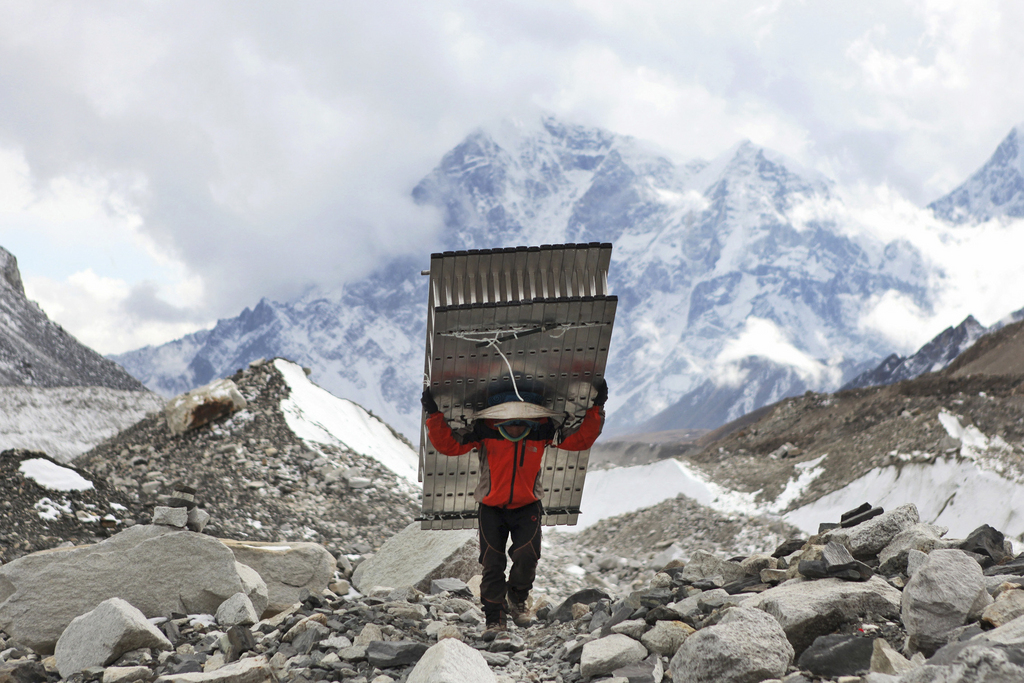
<box><xmin>593</xmin><ymin>378</ymin><xmax>608</xmax><ymax>407</ymax></box>
<box><xmin>421</xmin><ymin>387</ymin><xmax>439</xmax><ymax>414</ymax></box>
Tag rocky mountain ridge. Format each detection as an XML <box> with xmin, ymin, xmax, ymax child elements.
<box><xmin>843</xmin><ymin>306</ymin><xmax>1024</xmax><ymax>391</ymax></box>
<box><xmin>0</xmin><ymin>247</ymin><xmax>146</xmax><ymax>391</ymax></box>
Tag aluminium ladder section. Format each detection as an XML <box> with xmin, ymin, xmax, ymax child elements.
<box><xmin>421</xmin><ymin>296</ymin><xmax>616</xmax><ymax>529</ymax></box>
<box><xmin>419</xmin><ymin>244</ymin><xmax>615</xmax><ymax>530</ymax></box>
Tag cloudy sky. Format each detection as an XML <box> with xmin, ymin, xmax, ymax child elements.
<box><xmin>1</xmin><ymin>0</ymin><xmax>1023</xmax><ymax>354</ymax></box>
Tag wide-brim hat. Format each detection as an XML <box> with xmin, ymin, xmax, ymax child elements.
<box><xmin>474</xmin><ymin>401</ymin><xmax>561</xmax><ymax>421</ymax></box>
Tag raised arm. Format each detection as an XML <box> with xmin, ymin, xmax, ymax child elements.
<box><xmin>557</xmin><ymin>379</ymin><xmax>607</xmax><ymax>451</ymax></box>
<box><xmin>423</xmin><ymin>388</ymin><xmax>478</xmax><ymax>456</ymax></box>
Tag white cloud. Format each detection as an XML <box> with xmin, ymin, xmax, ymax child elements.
<box><xmin>25</xmin><ymin>270</ymin><xmax>210</xmax><ymax>354</ymax></box>
<box><xmin>716</xmin><ymin>317</ymin><xmax>836</xmax><ymax>385</ymax></box>
<box><xmin>0</xmin><ymin>0</ymin><xmax>1023</xmax><ymax>356</ymax></box>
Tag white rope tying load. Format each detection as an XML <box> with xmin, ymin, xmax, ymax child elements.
<box><xmin>439</xmin><ymin>321</ymin><xmax>608</xmax><ymax>402</ymax></box>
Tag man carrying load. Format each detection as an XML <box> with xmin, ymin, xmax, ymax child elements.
<box><xmin>421</xmin><ymin>379</ymin><xmax>608</xmax><ymax>639</ymax></box>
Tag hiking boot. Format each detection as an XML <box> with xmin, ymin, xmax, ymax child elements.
<box><xmin>481</xmin><ymin>611</ymin><xmax>507</xmax><ymax>641</ymax></box>
<box><xmin>506</xmin><ymin>595</ymin><xmax>532</xmax><ymax>627</ymax></box>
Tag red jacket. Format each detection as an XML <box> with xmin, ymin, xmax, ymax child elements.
<box><xmin>426</xmin><ymin>406</ymin><xmax>604</xmax><ymax>509</ymax></box>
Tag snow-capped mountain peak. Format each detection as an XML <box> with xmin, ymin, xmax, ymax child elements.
<box><xmin>114</xmin><ymin>115</ymin><xmax>934</xmax><ymax>438</ymax></box>
<box><xmin>929</xmin><ymin>123</ymin><xmax>1024</xmax><ymax>224</ymax></box>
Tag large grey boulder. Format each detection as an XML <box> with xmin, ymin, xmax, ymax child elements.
<box><xmin>670</xmin><ymin>606</ymin><xmax>793</xmax><ymax>683</ymax></box>
<box><xmin>825</xmin><ymin>504</ymin><xmax>920</xmax><ymax>558</ymax></box>
<box><xmin>744</xmin><ymin>576</ymin><xmax>902</xmax><ymax>654</ymax></box>
<box><xmin>902</xmin><ymin>549</ymin><xmax>989</xmax><ymax>655</ymax></box>
<box><xmin>54</xmin><ymin>597</ymin><xmax>172</xmax><ymax>678</ymax></box>
<box><xmin>680</xmin><ymin>550</ymin><xmax>746</xmax><ymax>585</ymax></box>
<box><xmin>220</xmin><ymin>540</ymin><xmax>334</xmax><ymax>615</ymax></box>
<box><xmin>580</xmin><ymin>634</ymin><xmax>648</xmax><ymax>680</ymax></box>
<box><xmin>0</xmin><ymin>525</ymin><xmax>248</xmax><ymax>653</ymax></box>
<box><xmin>406</xmin><ymin>637</ymin><xmax>497</xmax><ymax>683</ymax></box>
<box><xmin>351</xmin><ymin>523</ymin><xmax>479</xmax><ymax>594</ymax></box>
<box><xmin>165</xmin><ymin>378</ymin><xmax>246</xmax><ymax>434</ymax></box>
<box><xmin>878</xmin><ymin>524</ymin><xmax>949</xmax><ymax>574</ymax></box>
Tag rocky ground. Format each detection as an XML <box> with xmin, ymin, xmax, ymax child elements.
<box><xmin>5</xmin><ymin>500</ymin><xmax>1024</xmax><ymax>683</ymax></box>
<box><xmin>0</xmin><ymin>360</ymin><xmax>420</xmax><ymax>565</ymax></box>
<box><xmin>7</xmin><ymin>355</ymin><xmax>1024</xmax><ymax>682</ymax></box>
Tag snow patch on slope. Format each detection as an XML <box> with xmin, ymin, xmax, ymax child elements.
<box><xmin>570</xmin><ymin>409</ymin><xmax>1024</xmax><ymax>542</ymax></box>
<box><xmin>275</xmin><ymin>359</ymin><xmax>418</xmax><ymax>482</ymax></box>
<box><xmin>19</xmin><ymin>458</ymin><xmax>94</xmax><ymax>491</ymax></box>
<box><xmin>783</xmin><ymin>457</ymin><xmax>1024</xmax><ymax>539</ymax></box>
<box><xmin>563</xmin><ymin>453</ymin><xmax>828</xmax><ymax>532</ymax></box>
<box><xmin>0</xmin><ymin>387</ymin><xmax>166</xmax><ymax>463</ymax></box>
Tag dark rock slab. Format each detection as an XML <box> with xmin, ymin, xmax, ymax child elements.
<box><xmin>601</xmin><ymin>603</ymin><xmax>638</xmax><ymax>636</ymax></box>
<box><xmin>772</xmin><ymin>539</ymin><xmax>806</xmax><ymax>558</ymax></box>
<box><xmin>550</xmin><ymin>589</ymin><xmax>611</xmax><ymax>622</ymax></box>
<box><xmin>985</xmin><ymin>556</ymin><xmax>1024</xmax><ymax>577</ymax></box>
<box><xmin>722</xmin><ymin>576</ymin><xmax>765</xmax><ymax>595</ymax></box>
<box><xmin>0</xmin><ymin>661</ymin><xmax>48</xmax><ymax>683</ymax></box>
<box><xmin>796</xmin><ymin>634</ymin><xmax>874</xmax><ymax>677</ymax></box>
<box><xmin>841</xmin><ymin>503</ymin><xmax>873</xmax><ymax>524</ymax></box>
<box><xmin>961</xmin><ymin>525</ymin><xmax>1009</xmax><ymax>566</ymax></box>
<box><xmin>429</xmin><ymin>578</ymin><xmax>471</xmax><ymax>597</ymax></box>
<box><xmin>366</xmin><ymin>641</ymin><xmax>428</xmax><ymax>668</ymax></box>
<box><xmin>226</xmin><ymin>624</ymin><xmax>257</xmax><ymax>662</ymax></box>
<box><xmin>841</xmin><ymin>506</ymin><xmax>884</xmax><ymax>529</ymax></box>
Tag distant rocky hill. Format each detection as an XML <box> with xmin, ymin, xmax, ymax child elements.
<box><xmin>843</xmin><ymin>306</ymin><xmax>1024</xmax><ymax>391</ymax></box>
<box><xmin>0</xmin><ymin>247</ymin><xmax>145</xmax><ymax>390</ymax></box>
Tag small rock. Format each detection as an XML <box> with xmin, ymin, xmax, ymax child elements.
<box><xmin>366</xmin><ymin>641</ymin><xmax>429</xmax><ymax>668</ymax></box>
<box><xmin>641</xmin><ymin>620</ymin><xmax>694</xmax><ymax>656</ymax></box>
<box><xmin>549</xmin><ymin>588</ymin><xmax>611</xmax><ymax>622</ymax></box>
<box><xmin>215</xmin><ymin>593</ymin><xmax>258</xmax><ymax>628</ymax></box>
<box><xmin>153</xmin><ymin>654</ymin><xmax>272</xmax><ymax>682</ymax></box>
<box><xmin>826</xmin><ymin>504</ymin><xmax>920</xmax><ymax>558</ymax></box>
<box><xmin>982</xmin><ymin>588</ymin><xmax>1024</xmax><ymax>628</ymax></box>
<box><xmin>102</xmin><ymin>665</ymin><xmax>155</xmax><ymax>683</ymax></box>
<box><xmin>436</xmin><ymin>625</ymin><xmax>462</xmax><ymax>641</ymax></box>
<box><xmin>430</xmin><ymin>578</ymin><xmax>470</xmax><ymax>596</ymax></box>
<box><xmin>406</xmin><ymin>638</ymin><xmax>496</xmax><ymax>683</ymax></box>
<box><xmin>870</xmin><ymin>638</ymin><xmax>916</xmax><ymax>676</ymax></box>
<box><xmin>681</xmin><ymin>550</ymin><xmax>746</xmax><ymax>585</ymax></box>
<box><xmin>152</xmin><ymin>506</ymin><xmax>189</xmax><ymax>528</ymax></box>
<box><xmin>796</xmin><ymin>634</ymin><xmax>874</xmax><ymax>677</ymax></box>
<box><xmin>610</xmin><ymin>619</ymin><xmax>648</xmax><ymax>640</ymax></box>
<box><xmin>55</xmin><ymin>598</ymin><xmax>172</xmax><ymax>678</ymax></box>
<box><xmin>186</xmin><ymin>508</ymin><xmax>211</xmax><ymax>533</ymax></box>
<box><xmin>580</xmin><ymin>634</ymin><xmax>648</xmax><ymax>680</ymax></box>
<box><xmin>352</xmin><ymin>626</ymin><xmax>385</xmax><ymax>647</ymax></box>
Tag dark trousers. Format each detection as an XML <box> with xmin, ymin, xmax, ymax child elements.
<box><xmin>478</xmin><ymin>501</ymin><xmax>543</xmax><ymax>618</ymax></box>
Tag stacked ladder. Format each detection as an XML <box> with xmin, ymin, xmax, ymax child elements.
<box><xmin>418</xmin><ymin>243</ymin><xmax>616</xmax><ymax>530</ymax></box>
